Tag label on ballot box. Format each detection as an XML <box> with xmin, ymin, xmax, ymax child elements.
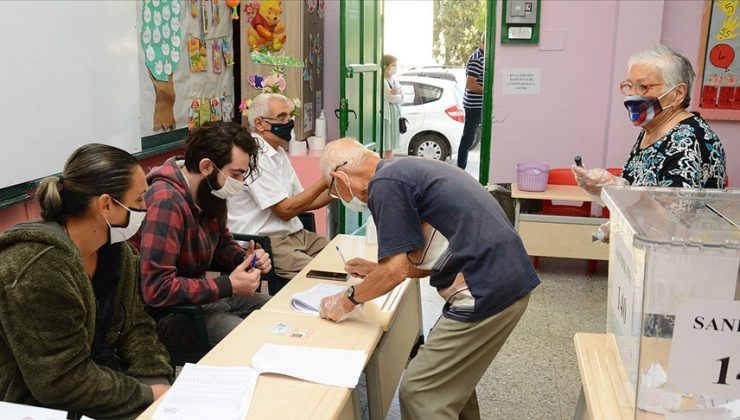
<box><xmin>668</xmin><ymin>299</ymin><xmax>740</xmax><ymax>399</ymax></box>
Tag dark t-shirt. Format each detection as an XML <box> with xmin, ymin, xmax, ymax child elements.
<box><xmin>368</xmin><ymin>157</ymin><xmax>540</xmax><ymax>322</ymax></box>
<box><xmin>90</xmin><ymin>242</ymin><xmax>121</xmax><ymax>368</ymax></box>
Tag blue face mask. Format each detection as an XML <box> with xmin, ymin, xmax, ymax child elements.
<box><xmin>269</xmin><ymin>119</ymin><xmax>295</xmax><ymax>141</ymax></box>
<box><xmin>623</xmin><ymin>85</ymin><xmax>675</xmax><ymax>127</ymax></box>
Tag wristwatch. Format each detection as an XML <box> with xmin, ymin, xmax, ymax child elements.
<box><xmin>346</xmin><ymin>285</ymin><xmax>361</xmax><ymax>305</ymax></box>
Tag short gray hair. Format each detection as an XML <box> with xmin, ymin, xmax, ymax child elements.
<box><xmin>247</xmin><ymin>93</ymin><xmax>292</xmax><ymax>130</ymax></box>
<box><xmin>319</xmin><ymin>138</ymin><xmax>376</xmax><ymax>181</ymax></box>
<box><xmin>628</xmin><ymin>44</ymin><xmax>695</xmax><ymax>108</ymax></box>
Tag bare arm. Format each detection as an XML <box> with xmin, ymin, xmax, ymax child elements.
<box><xmin>271</xmin><ymin>178</ymin><xmax>329</xmax><ymax>221</ymax></box>
<box><xmin>466</xmin><ymin>75</ymin><xmax>483</xmax><ymax>93</ymax></box>
<box><xmin>352</xmin><ymin>253</ymin><xmax>410</xmax><ymax>303</ymax></box>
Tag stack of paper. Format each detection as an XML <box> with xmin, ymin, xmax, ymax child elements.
<box><xmin>253</xmin><ymin>343</ymin><xmax>367</xmax><ymax>388</ymax></box>
<box><xmin>153</xmin><ymin>364</ymin><xmax>258</xmax><ymax>420</ymax></box>
<box><xmin>291</xmin><ymin>283</ymin><xmax>346</xmax><ymax>313</ymax></box>
<box><xmin>0</xmin><ymin>401</ymin><xmax>67</xmax><ymax>420</ymax></box>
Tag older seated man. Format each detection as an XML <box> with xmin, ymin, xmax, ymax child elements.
<box><xmin>227</xmin><ymin>93</ymin><xmax>333</xmax><ymax>282</ymax></box>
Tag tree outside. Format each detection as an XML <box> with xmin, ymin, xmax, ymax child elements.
<box><xmin>432</xmin><ymin>0</ymin><xmax>486</xmax><ymax>66</ymax></box>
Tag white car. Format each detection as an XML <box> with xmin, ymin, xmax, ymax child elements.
<box><xmin>393</xmin><ymin>76</ymin><xmax>465</xmax><ymax>161</ymax></box>
<box><xmin>401</xmin><ymin>66</ymin><xmax>467</xmax><ymax>90</ymax></box>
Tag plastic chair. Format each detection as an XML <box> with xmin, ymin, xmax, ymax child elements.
<box><xmin>232</xmin><ymin>212</ymin><xmax>316</xmax><ymax>295</ymax></box>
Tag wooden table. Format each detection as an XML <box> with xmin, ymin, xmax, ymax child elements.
<box><xmin>137</xmin><ymin>310</ymin><xmax>382</xmax><ymax>420</ymax></box>
<box><xmin>262</xmin><ymin>234</ymin><xmax>424</xmax><ymax>419</ymax></box>
<box><xmin>573</xmin><ymin>333</ymin><xmax>694</xmax><ymax>420</ymax></box>
<box><xmin>512</xmin><ymin>183</ymin><xmax>609</xmax><ymax>260</ymax></box>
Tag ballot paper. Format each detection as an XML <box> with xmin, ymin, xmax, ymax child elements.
<box><xmin>153</xmin><ymin>364</ymin><xmax>258</xmax><ymax>420</ymax></box>
<box><xmin>252</xmin><ymin>343</ymin><xmax>367</xmax><ymax>388</ymax></box>
<box><xmin>0</xmin><ymin>401</ymin><xmax>67</xmax><ymax>420</ymax></box>
<box><xmin>291</xmin><ymin>283</ymin><xmax>346</xmax><ymax>313</ymax></box>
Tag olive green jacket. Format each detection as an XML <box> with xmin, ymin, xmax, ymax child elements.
<box><xmin>0</xmin><ymin>221</ymin><xmax>172</xmax><ymax>419</ymax></box>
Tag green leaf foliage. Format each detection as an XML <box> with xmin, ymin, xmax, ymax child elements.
<box><xmin>432</xmin><ymin>0</ymin><xmax>486</xmax><ymax>66</ymax></box>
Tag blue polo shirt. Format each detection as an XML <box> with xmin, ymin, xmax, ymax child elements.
<box><xmin>368</xmin><ymin>157</ymin><xmax>540</xmax><ymax>322</ymax></box>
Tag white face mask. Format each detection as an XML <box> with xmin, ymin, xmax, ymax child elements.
<box><xmin>106</xmin><ymin>198</ymin><xmax>146</xmax><ymax>244</ymax></box>
<box><xmin>209</xmin><ymin>167</ymin><xmax>244</xmax><ymax>200</ymax></box>
<box><xmin>337</xmin><ymin>172</ymin><xmax>369</xmax><ymax>212</ymax></box>
<box><xmin>389</xmin><ymin>66</ymin><xmax>397</xmax><ymax>76</ymax></box>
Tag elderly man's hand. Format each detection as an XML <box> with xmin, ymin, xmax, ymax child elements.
<box><xmin>345</xmin><ymin>258</ymin><xmax>376</xmax><ymax>279</ymax></box>
<box><xmin>319</xmin><ymin>291</ymin><xmax>356</xmax><ymax>322</ymax></box>
<box><xmin>571</xmin><ymin>165</ymin><xmax>626</xmax><ymax>197</ymax></box>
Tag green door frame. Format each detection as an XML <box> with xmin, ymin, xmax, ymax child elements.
<box><xmin>479</xmin><ymin>0</ymin><xmax>497</xmax><ymax>186</ymax></box>
<box><xmin>337</xmin><ymin>0</ymin><xmax>382</xmax><ymax>235</ymax></box>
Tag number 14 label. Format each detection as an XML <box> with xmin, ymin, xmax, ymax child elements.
<box><xmin>668</xmin><ymin>299</ymin><xmax>740</xmax><ymax>399</ymax></box>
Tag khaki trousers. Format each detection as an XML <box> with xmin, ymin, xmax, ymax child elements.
<box><xmin>270</xmin><ymin>229</ymin><xmax>329</xmax><ymax>279</ymax></box>
<box><xmin>399</xmin><ymin>293</ymin><xmax>531</xmax><ymax>420</ymax></box>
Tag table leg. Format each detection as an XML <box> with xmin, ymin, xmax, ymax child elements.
<box><xmin>573</xmin><ymin>386</ymin><xmax>591</xmax><ymax>420</ymax></box>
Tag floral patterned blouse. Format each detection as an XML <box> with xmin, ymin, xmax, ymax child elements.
<box><xmin>621</xmin><ymin>113</ymin><xmax>726</xmax><ymax>188</ymax></box>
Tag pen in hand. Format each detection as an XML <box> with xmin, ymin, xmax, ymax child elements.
<box><xmin>336</xmin><ymin>246</ymin><xmax>351</xmax><ymax>280</ymax></box>
<box><xmin>336</xmin><ymin>246</ymin><xmax>348</xmax><ymax>265</ymax></box>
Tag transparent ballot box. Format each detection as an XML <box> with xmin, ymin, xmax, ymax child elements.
<box><xmin>602</xmin><ymin>186</ymin><xmax>739</xmax><ymax>419</ymax></box>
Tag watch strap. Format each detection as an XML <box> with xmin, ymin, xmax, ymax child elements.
<box><xmin>346</xmin><ymin>286</ymin><xmax>361</xmax><ymax>305</ymax></box>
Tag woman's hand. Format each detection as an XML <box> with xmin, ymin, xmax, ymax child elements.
<box><xmin>571</xmin><ymin>165</ymin><xmax>626</xmax><ymax>197</ymax></box>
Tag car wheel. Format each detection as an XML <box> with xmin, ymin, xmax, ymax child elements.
<box><xmin>409</xmin><ymin>134</ymin><xmax>450</xmax><ymax>160</ymax></box>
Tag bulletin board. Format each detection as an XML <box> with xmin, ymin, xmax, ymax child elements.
<box><xmin>695</xmin><ymin>0</ymin><xmax>740</xmax><ymax>120</ymax></box>
<box><xmin>138</xmin><ymin>0</ymin><xmax>236</xmax><ymax>137</ymax></box>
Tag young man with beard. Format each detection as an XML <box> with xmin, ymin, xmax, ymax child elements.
<box><xmin>130</xmin><ymin>122</ymin><xmax>272</xmax><ymax>347</ymax></box>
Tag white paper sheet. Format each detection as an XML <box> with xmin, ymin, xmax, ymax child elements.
<box><xmin>0</xmin><ymin>401</ymin><xmax>67</xmax><ymax>420</ymax></box>
<box><xmin>291</xmin><ymin>283</ymin><xmax>346</xmax><ymax>313</ymax></box>
<box><xmin>252</xmin><ymin>343</ymin><xmax>367</xmax><ymax>388</ymax></box>
<box><xmin>153</xmin><ymin>363</ymin><xmax>258</xmax><ymax>420</ymax></box>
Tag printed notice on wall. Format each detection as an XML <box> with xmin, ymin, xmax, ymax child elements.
<box><xmin>503</xmin><ymin>68</ymin><xmax>541</xmax><ymax>95</ymax></box>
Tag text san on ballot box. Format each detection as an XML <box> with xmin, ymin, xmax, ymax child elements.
<box><xmin>600</xmin><ymin>186</ymin><xmax>739</xmax><ymax>419</ymax></box>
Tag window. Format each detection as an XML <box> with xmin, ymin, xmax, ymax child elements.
<box><xmin>401</xmin><ymin>83</ymin><xmax>416</xmax><ymax>106</ymax></box>
<box><xmin>418</xmin><ymin>84</ymin><xmax>443</xmax><ymax>104</ymax></box>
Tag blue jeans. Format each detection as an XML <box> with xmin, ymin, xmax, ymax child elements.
<box><xmin>457</xmin><ymin>107</ymin><xmax>482</xmax><ymax>169</ymax></box>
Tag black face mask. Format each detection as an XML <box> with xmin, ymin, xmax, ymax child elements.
<box><xmin>269</xmin><ymin>119</ymin><xmax>295</xmax><ymax>141</ymax></box>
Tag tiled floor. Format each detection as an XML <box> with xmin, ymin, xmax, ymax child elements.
<box><xmin>362</xmin><ymin>256</ymin><xmax>609</xmax><ymax>420</ymax></box>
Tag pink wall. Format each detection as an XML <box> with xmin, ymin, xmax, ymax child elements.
<box><xmin>488</xmin><ymin>0</ymin><xmax>738</xmax><ymax>185</ymax></box>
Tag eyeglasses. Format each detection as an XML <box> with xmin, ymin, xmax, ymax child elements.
<box><xmin>328</xmin><ymin>161</ymin><xmax>349</xmax><ymax>199</ymax></box>
<box><xmin>261</xmin><ymin>114</ymin><xmax>292</xmax><ymax>124</ymax></box>
<box><xmin>619</xmin><ymin>80</ymin><xmax>664</xmax><ymax>96</ymax></box>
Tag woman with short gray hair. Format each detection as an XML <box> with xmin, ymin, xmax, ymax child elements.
<box><xmin>572</xmin><ymin>45</ymin><xmax>726</xmax><ymax>242</ymax></box>
<box><xmin>574</xmin><ymin>44</ymin><xmax>726</xmax><ymax>192</ymax></box>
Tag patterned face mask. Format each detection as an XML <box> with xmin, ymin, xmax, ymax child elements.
<box><xmin>623</xmin><ymin>85</ymin><xmax>676</xmax><ymax>127</ymax></box>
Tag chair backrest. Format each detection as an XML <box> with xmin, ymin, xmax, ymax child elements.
<box><xmin>547</xmin><ymin>168</ymin><xmax>578</xmax><ymax>186</ymax></box>
<box><xmin>540</xmin><ymin>168</ymin><xmax>590</xmax><ymax>217</ymax></box>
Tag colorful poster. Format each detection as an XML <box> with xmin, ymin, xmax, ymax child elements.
<box><xmin>697</xmin><ymin>0</ymin><xmax>740</xmax><ymax>119</ymax></box>
<box><xmin>245</xmin><ymin>1</ymin><xmax>287</xmax><ymax>52</ymax></box>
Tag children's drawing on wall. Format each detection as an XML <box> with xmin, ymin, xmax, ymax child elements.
<box><xmin>698</xmin><ymin>0</ymin><xmax>740</xmax><ymax>118</ymax></box>
<box><xmin>244</xmin><ymin>0</ymin><xmax>287</xmax><ymax>52</ymax></box>
<box><xmin>227</xmin><ymin>0</ymin><xmax>240</xmax><ymax>19</ymax></box>
<box><xmin>141</xmin><ymin>0</ymin><xmax>183</xmax><ymax>131</ymax></box>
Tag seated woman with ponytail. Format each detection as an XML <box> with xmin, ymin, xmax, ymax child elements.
<box><xmin>0</xmin><ymin>144</ymin><xmax>172</xmax><ymax>419</ymax></box>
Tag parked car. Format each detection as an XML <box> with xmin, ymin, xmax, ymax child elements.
<box><xmin>401</xmin><ymin>66</ymin><xmax>467</xmax><ymax>90</ymax></box>
<box><xmin>393</xmin><ymin>76</ymin><xmax>465</xmax><ymax>160</ymax></box>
